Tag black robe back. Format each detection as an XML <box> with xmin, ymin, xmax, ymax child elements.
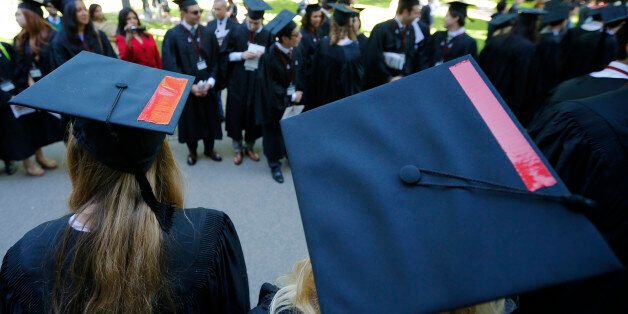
<box><xmin>410</xmin><ymin>20</ymin><xmax>431</xmax><ymax>73</ymax></box>
<box><xmin>308</xmin><ymin>38</ymin><xmax>363</xmax><ymax>110</ymax></box>
<box><xmin>547</xmin><ymin>74</ymin><xmax>627</xmax><ymax>107</ymax></box>
<box><xmin>0</xmin><ymin>208</ymin><xmax>250</xmax><ymax>313</ymax></box>
<box><xmin>298</xmin><ymin>28</ymin><xmax>321</xmax><ymax>105</ymax></box>
<box><xmin>479</xmin><ymin>33</ymin><xmax>537</xmax><ymax>125</ymax></box>
<box><xmin>224</xmin><ymin>23</ymin><xmax>273</xmax><ymax>138</ymax></box>
<box><xmin>162</xmin><ymin>24</ymin><xmax>222</xmax><ymax>144</ymax></box>
<box><xmin>260</xmin><ymin>46</ymin><xmax>304</xmax><ymax>125</ymax></box>
<box><xmin>530</xmin><ymin>31</ymin><xmax>562</xmax><ymax>113</ymax></box>
<box><xmin>558</xmin><ymin>27</ymin><xmax>615</xmax><ymax>82</ymax></box>
<box><xmin>428</xmin><ymin>30</ymin><xmax>477</xmax><ymax>67</ymax></box>
<box><xmin>51</xmin><ymin>28</ymin><xmax>116</xmax><ymax>69</ymax></box>
<box><xmin>520</xmin><ymin>87</ymin><xmax>628</xmax><ymax>314</ymax></box>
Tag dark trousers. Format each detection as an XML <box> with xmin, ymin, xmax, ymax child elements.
<box><xmin>262</xmin><ymin>122</ymin><xmax>285</xmax><ymax>169</ymax></box>
<box><xmin>187</xmin><ymin>137</ymin><xmax>214</xmax><ymax>155</ymax></box>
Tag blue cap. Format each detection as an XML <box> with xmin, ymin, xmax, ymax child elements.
<box><xmin>595</xmin><ymin>4</ymin><xmax>628</xmax><ymax>24</ymax></box>
<box><xmin>543</xmin><ymin>4</ymin><xmax>571</xmax><ymax>24</ymax></box>
<box><xmin>281</xmin><ymin>56</ymin><xmax>623</xmax><ymax>313</ymax></box>
<box><xmin>489</xmin><ymin>13</ymin><xmax>518</xmax><ymax>27</ymax></box>
<box><xmin>244</xmin><ymin>0</ymin><xmax>272</xmax><ymax>19</ymax></box>
<box><xmin>265</xmin><ymin>9</ymin><xmax>297</xmax><ymax>37</ymax></box>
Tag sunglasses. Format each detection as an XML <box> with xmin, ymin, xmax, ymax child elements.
<box><xmin>187</xmin><ymin>9</ymin><xmax>204</xmax><ymax>15</ymax></box>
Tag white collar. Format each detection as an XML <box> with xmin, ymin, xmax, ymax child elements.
<box><xmin>394</xmin><ymin>17</ymin><xmax>404</xmax><ymax>29</ymax></box>
<box><xmin>247</xmin><ymin>20</ymin><xmax>263</xmax><ymax>33</ymax></box>
<box><xmin>589</xmin><ymin>61</ymin><xmax>628</xmax><ymax>80</ymax></box>
<box><xmin>275</xmin><ymin>42</ymin><xmax>292</xmax><ymax>54</ymax></box>
<box><xmin>47</xmin><ymin>15</ymin><xmax>60</xmax><ymax>23</ymax></box>
<box><xmin>447</xmin><ymin>27</ymin><xmax>466</xmax><ymax>38</ymax></box>
<box><xmin>69</xmin><ymin>214</ymin><xmax>91</xmax><ymax>232</ymax></box>
<box><xmin>581</xmin><ymin>20</ymin><xmax>603</xmax><ymax>32</ymax></box>
<box><xmin>216</xmin><ymin>16</ymin><xmax>229</xmax><ymax>24</ymax></box>
<box><xmin>412</xmin><ymin>18</ymin><xmax>425</xmax><ymax>43</ymax></box>
<box><xmin>337</xmin><ymin>38</ymin><xmax>353</xmax><ymax>46</ymax></box>
<box><xmin>181</xmin><ymin>20</ymin><xmax>198</xmax><ymax>32</ymax></box>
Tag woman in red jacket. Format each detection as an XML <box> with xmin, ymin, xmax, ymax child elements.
<box><xmin>115</xmin><ymin>7</ymin><xmax>162</xmax><ymax>68</ymax></box>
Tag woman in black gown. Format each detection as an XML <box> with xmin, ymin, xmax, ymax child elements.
<box><xmin>12</xmin><ymin>0</ymin><xmax>64</xmax><ymax>176</ymax></box>
<box><xmin>307</xmin><ymin>4</ymin><xmax>363</xmax><ymax>110</ymax></box>
<box><xmin>298</xmin><ymin>4</ymin><xmax>324</xmax><ymax>106</ymax></box>
<box><xmin>0</xmin><ymin>55</ymin><xmax>250</xmax><ymax>313</ymax></box>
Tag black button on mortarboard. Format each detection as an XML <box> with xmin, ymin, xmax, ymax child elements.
<box><xmin>116</xmin><ymin>82</ymin><xmax>128</xmax><ymax>89</ymax></box>
<box><xmin>399</xmin><ymin>165</ymin><xmax>422</xmax><ymax>184</ymax></box>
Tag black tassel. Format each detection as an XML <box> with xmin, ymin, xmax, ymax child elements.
<box><xmin>134</xmin><ymin>169</ymin><xmax>175</xmax><ymax>233</ymax></box>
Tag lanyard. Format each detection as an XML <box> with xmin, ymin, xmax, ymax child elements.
<box><xmin>275</xmin><ymin>46</ymin><xmax>295</xmax><ymax>83</ymax></box>
<box><xmin>0</xmin><ymin>44</ymin><xmax>11</xmax><ymax>61</ymax></box>
<box><xmin>182</xmin><ymin>25</ymin><xmax>203</xmax><ymax>55</ymax></box>
<box><xmin>606</xmin><ymin>66</ymin><xmax>628</xmax><ymax>77</ymax></box>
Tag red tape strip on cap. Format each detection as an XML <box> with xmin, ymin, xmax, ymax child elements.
<box><xmin>449</xmin><ymin>60</ymin><xmax>557</xmax><ymax>191</ymax></box>
<box><xmin>138</xmin><ymin>76</ymin><xmax>188</xmax><ymax>125</ymax></box>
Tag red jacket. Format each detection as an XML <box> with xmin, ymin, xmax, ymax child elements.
<box><xmin>116</xmin><ymin>33</ymin><xmax>162</xmax><ymax>69</ymax></box>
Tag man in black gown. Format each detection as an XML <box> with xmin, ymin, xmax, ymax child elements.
<box><xmin>428</xmin><ymin>1</ymin><xmax>477</xmax><ymax>67</ymax></box>
<box><xmin>363</xmin><ymin>0</ymin><xmax>420</xmax><ymax>89</ymax></box>
<box><xmin>261</xmin><ymin>10</ymin><xmax>304</xmax><ymax>183</ymax></box>
<box><xmin>224</xmin><ymin>0</ymin><xmax>273</xmax><ymax>165</ymax></box>
<box><xmin>162</xmin><ymin>0</ymin><xmax>223</xmax><ymax>165</ymax></box>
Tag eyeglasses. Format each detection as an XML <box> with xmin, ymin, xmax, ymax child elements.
<box><xmin>187</xmin><ymin>9</ymin><xmax>204</xmax><ymax>15</ymax></box>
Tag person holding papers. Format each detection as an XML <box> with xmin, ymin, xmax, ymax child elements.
<box><xmin>162</xmin><ymin>0</ymin><xmax>223</xmax><ymax>165</ymax></box>
<box><xmin>363</xmin><ymin>0</ymin><xmax>421</xmax><ymax>89</ymax></box>
<box><xmin>428</xmin><ymin>1</ymin><xmax>478</xmax><ymax>67</ymax></box>
<box><xmin>224</xmin><ymin>0</ymin><xmax>273</xmax><ymax>165</ymax></box>
<box><xmin>260</xmin><ymin>10</ymin><xmax>304</xmax><ymax>183</ymax></box>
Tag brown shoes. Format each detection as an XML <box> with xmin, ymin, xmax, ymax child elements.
<box><xmin>233</xmin><ymin>151</ymin><xmax>243</xmax><ymax>165</ymax></box>
<box><xmin>245</xmin><ymin>148</ymin><xmax>260</xmax><ymax>161</ymax></box>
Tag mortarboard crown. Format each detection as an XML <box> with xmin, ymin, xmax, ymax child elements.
<box><xmin>9</xmin><ymin>51</ymin><xmax>194</xmax><ymax>232</ymax></box>
<box><xmin>19</xmin><ymin>0</ymin><xmax>45</xmax><ymax>17</ymax></box>
<box><xmin>330</xmin><ymin>3</ymin><xmax>358</xmax><ymax>26</ymax></box>
<box><xmin>265</xmin><ymin>9</ymin><xmax>297</xmax><ymax>37</ymax></box>
<box><xmin>596</xmin><ymin>4</ymin><xmax>628</xmax><ymax>25</ymax></box>
<box><xmin>447</xmin><ymin>1</ymin><xmax>473</xmax><ymax>17</ymax></box>
<box><xmin>245</xmin><ymin>0</ymin><xmax>272</xmax><ymax>20</ymax></box>
<box><xmin>489</xmin><ymin>12</ymin><xmax>518</xmax><ymax>28</ymax></box>
<box><xmin>280</xmin><ymin>56</ymin><xmax>623</xmax><ymax>313</ymax></box>
<box><xmin>173</xmin><ymin>0</ymin><xmax>198</xmax><ymax>10</ymax></box>
<box><xmin>542</xmin><ymin>4</ymin><xmax>571</xmax><ymax>24</ymax></box>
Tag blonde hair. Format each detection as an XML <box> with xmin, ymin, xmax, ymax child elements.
<box><xmin>270</xmin><ymin>258</ymin><xmax>506</xmax><ymax>314</ymax></box>
<box><xmin>51</xmin><ymin>132</ymin><xmax>184</xmax><ymax>313</ymax></box>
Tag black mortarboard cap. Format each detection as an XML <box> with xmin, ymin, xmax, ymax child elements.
<box><xmin>542</xmin><ymin>4</ymin><xmax>570</xmax><ymax>24</ymax></box>
<box><xmin>173</xmin><ymin>0</ymin><xmax>198</xmax><ymax>10</ymax></box>
<box><xmin>265</xmin><ymin>9</ymin><xmax>297</xmax><ymax>37</ymax></box>
<box><xmin>9</xmin><ymin>51</ymin><xmax>194</xmax><ymax>232</ymax></box>
<box><xmin>330</xmin><ymin>3</ymin><xmax>357</xmax><ymax>26</ymax></box>
<box><xmin>518</xmin><ymin>7</ymin><xmax>547</xmax><ymax>15</ymax></box>
<box><xmin>19</xmin><ymin>0</ymin><xmax>45</xmax><ymax>17</ymax></box>
<box><xmin>245</xmin><ymin>0</ymin><xmax>272</xmax><ymax>20</ymax></box>
<box><xmin>47</xmin><ymin>0</ymin><xmax>72</xmax><ymax>11</ymax></box>
<box><xmin>281</xmin><ymin>56</ymin><xmax>623</xmax><ymax>313</ymax></box>
<box><xmin>489</xmin><ymin>12</ymin><xmax>518</xmax><ymax>27</ymax></box>
<box><xmin>305</xmin><ymin>3</ymin><xmax>321</xmax><ymax>14</ymax></box>
<box><xmin>447</xmin><ymin>0</ymin><xmax>473</xmax><ymax>17</ymax></box>
<box><xmin>596</xmin><ymin>4</ymin><xmax>628</xmax><ymax>24</ymax></box>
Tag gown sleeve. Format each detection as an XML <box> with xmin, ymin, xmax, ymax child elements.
<box><xmin>161</xmin><ymin>29</ymin><xmax>183</xmax><ymax>74</ymax></box>
<box><xmin>97</xmin><ymin>30</ymin><xmax>117</xmax><ymax>58</ymax></box>
<box><xmin>363</xmin><ymin>24</ymin><xmax>392</xmax><ymax>83</ymax></box>
<box><xmin>206</xmin><ymin>212</ymin><xmax>250</xmax><ymax>314</ymax></box>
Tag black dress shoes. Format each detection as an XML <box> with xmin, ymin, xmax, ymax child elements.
<box><xmin>271</xmin><ymin>167</ymin><xmax>284</xmax><ymax>183</ymax></box>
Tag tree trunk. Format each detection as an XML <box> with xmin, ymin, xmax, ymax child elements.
<box><xmin>122</xmin><ymin>0</ymin><xmax>131</xmax><ymax>8</ymax></box>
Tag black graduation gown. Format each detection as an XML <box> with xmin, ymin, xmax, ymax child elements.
<box><xmin>428</xmin><ymin>30</ymin><xmax>477</xmax><ymax>67</ymax></box>
<box><xmin>298</xmin><ymin>28</ymin><xmax>321</xmax><ymax>105</ymax></box>
<box><xmin>317</xmin><ymin>15</ymin><xmax>330</xmax><ymax>38</ymax></box>
<box><xmin>248</xmin><ymin>283</ymin><xmax>296</xmax><ymax>314</ymax></box>
<box><xmin>410</xmin><ymin>20</ymin><xmax>431</xmax><ymax>73</ymax></box>
<box><xmin>207</xmin><ymin>17</ymin><xmax>239</xmax><ymax>90</ymax></box>
<box><xmin>13</xmin><ymin>33</ymin><xmax>64</xmax><ymax>150</ymax></box>
<box><xmin>51</xmin><ymin>28</ymin><xmax>117</xmax><ymax>69</ymax></box>
<box><xmin>478</xmin><ymin>33</ymin><xmax>537</xmax><ymax>125</ymax></box>
<box><xmin>162</xmin><ymin>24</ymin><xmax>222</xmax><ymax>144</ymax></box>
<box><xmin>558</xmin><ymin>27</ymin><xmax>615</xmax><ymax>82</ymax></box>
<box><xmin>260</xmin><ymin>46</ymin><xmax>305</xmax><ymax>125</ymax></box>
<box><xmin>224</xmin><ymin>23</ymin><xmax>272</xmax><ymax>141</ymax></box>
<box><xmin>519</xmin><ymin>87</ymin><xmax>628</xmax><ymax>314</ymax></box>
<box><xmin>530</xmin><ymin>31</ymin><xmax>562</xmax><ymax>111</ymax></box>
<box><xmin>363</xmin><ymin>19</ymin><xmax>416</xmax><ymax>90</ymax></box>
<box><xmin>0</xmin><ymin>208</ymin><xmax>250</xmax><ymax>313</ymax></box>
<box><xmin>0</xmin><ymin>42</ymin><xmax>33</xmax><ymax>161</ymax></box>
<box><xmin>546</xmin><ymin>74</ymin><xmax>627</xmax><ymax>107</ymax></box>
<box><xmin>308</xmin><ymin>38</ymin><xmax>363</xmax><ymax>110</ymax></box>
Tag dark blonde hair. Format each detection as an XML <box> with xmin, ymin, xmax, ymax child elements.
<box><xmin>51</xmin><ymin>132</ymin><xmax>183</xmax><ymax>313</ymax></box>
<box><xmin>15</xmin><ymin>8</ymin><xmax>54</xmax><ymax>55</ymax></box>
<box><xmin>329</xmin><ymin>19</ymin><xmax>357</xmax><ymax>45</ymax></box>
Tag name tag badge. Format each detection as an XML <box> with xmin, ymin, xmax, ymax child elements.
<box><xmin>188</xmin><ymin>37</ymin><xmax>193</xmax><ymax>43</ymax></box>
<box><xmin>0</xmin><ymin>80</ymin><xmax>16</xmax><ymax>92</ymax></box>
<box><xmin>197</xmin><ymin>59</ymin><xmax>207</xmax><ymax>71</ymax></box>
<box><xmin>30</xmin><ymin>68</ymin><xmax>42</xmax><ymax>79</ymax></box>
<box><xmin>287</xmin><ymin>84</ymin><xmax>296</xmax><ymax>96</ymax></box>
